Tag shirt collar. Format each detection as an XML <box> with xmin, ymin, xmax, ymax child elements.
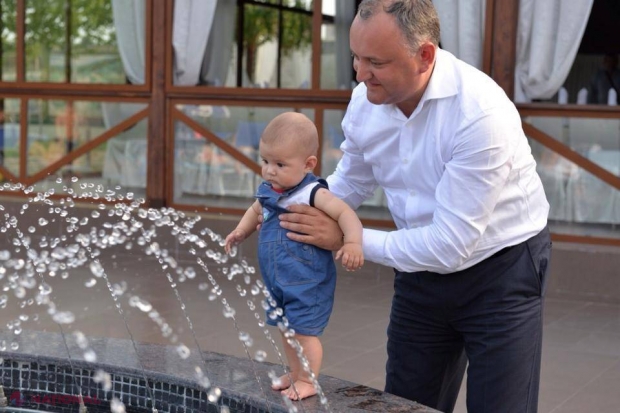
<box><xmin>421</xmin><ymin>48</ymin><xmax>459</xmax><ymax>103</ymax></box>
<box><xmin>387</xmin><ymin>48</ymin><xmax>459</xmax><ymax>120</ymax></box>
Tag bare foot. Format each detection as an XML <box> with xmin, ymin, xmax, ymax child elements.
<box><xmin>271</xmin><ymin>373</ymin><xmax>295</xmax><ymax>391</ymax></box>
<box><xmin>282</xmin><ymin>380</ymin><xmax>317</xmax><ymax>401</ymax></box>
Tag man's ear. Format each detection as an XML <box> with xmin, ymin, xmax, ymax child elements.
<box><xmin>305</xmin><ymin>155</ymin><xmax>318</xmax><ymax>172</ymax></box>
<box><xmin>418</xmin><ymin>42</ymin><xmax>436</xmax><ymax>73</ymax></box>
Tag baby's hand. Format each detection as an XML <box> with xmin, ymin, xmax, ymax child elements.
<box><xmin>224</xmin><ymin>229</ymin><xmax>247</xmax><ymax>254</ymax></box>
<box><xmin>335</xmin><ymin>243</ymin><xmax>364</xmax><ymax>271</ymax></box>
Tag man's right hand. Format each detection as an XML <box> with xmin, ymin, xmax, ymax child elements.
<box><xmin>279</xmin><ymin>204</ymin><xmax>344</xmax><ymax>251</ymax></box>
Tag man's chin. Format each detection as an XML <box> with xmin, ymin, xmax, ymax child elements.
<box><xmin>366</xmin><ymin>90</ymin><xmax>387</xmax><ymax>105</ymax></box>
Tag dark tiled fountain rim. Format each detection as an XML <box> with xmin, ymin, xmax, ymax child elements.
<box><xmin>0</xmin><ymin>330</ymin><xmax>440</xmax><ymax>413</ymax></box>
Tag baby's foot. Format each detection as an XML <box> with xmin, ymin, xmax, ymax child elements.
<box><xmin>271</xmin><ymin>373</ymin><xmax>294</xmax><ymax>391</ymax></box>
<box><xmin>282</xmin><ymin>380</ymin><xmax>317</xmax><ymax>401</ymax></box>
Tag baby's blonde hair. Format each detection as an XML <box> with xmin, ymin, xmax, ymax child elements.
<box><xmin>260</xmin><ymin>112</ymin><xmax>319</xmax><ymax>157</ymax></box>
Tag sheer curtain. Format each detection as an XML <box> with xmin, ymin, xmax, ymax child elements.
<box><xmin>434</xmin><ymin>0</ymin><xmax>486</xmax><ymax>70</ymax></box>
<box><xmin>514</xmin><ymin>0</ymin><xmax>594</xmax><ymax>102</ymax></box>
<box><xmin>111</xmin><ymin>0</ymin><xmax>146</xmax><ymax>85</ymax></box>
<box><xmin>200</xmin><ymin>0</ymin><xmax>236</xmax><ymax>86</ymax></box>
<box><xmin>173</xmin><ymin>0</ymin><xmax>217</xmax><ymax>85</ymax></box>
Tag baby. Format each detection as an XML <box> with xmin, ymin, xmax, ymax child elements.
<box><xmin>225</xmin><ymin>112</ymin><xmax>364</xmax><ymax>400</ymax></box>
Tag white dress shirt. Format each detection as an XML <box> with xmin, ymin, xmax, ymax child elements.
<box><xmin>327</xmin><ymin>49</ymin><xmax>549</xmax><ymax>274</ymax></box>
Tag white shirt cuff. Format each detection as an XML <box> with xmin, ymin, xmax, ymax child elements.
<box><xmin>362</xmin><ymin>228</ymin><xmax>389</xmax><ymax>267</ymax></box>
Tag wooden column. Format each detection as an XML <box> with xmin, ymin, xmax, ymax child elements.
<box><xmin>488</xmin><ymin>0</ymin><xmax>519</xmax><ymax>98</ymax></box>
<box><xmin>146</xmin><ymin>0</ymin><xmax>166</xmax><ymax>208</ymax></box>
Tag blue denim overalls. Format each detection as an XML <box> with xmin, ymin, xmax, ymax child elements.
<box><xmin>256</xmin><ymin>173</ymin><xmax>337</xmax><ymax>336</ymax></box>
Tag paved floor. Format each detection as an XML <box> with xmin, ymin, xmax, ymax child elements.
<box><xmin>0</xmin><ymin>199</ymin><xmax>618</xmax><ymax>412</ymax></box>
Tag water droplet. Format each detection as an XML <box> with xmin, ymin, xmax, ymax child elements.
<box><xmin>85</xmin><ymin>278</ymin><xmax>97</xmax><ymax>288</ymax></box>
<box><xmin>110</xmin><ymin>397</ymin><xmax>126</xmax><ymax>413</ymax></box>
<box><xmin>207</xmin><ymin>387</ymin><xmax>222</xmax><ymax>403</ymax></box>
<box><xmin>52</xmin><ymin>311</ymin><xmax>75</xmax><ymax>324</ymax></box>
<box><xmin>254</xmin><ymin>350</ymin><xmax>267</xmax><ymax>362</ymax></box>
<box><xmin>39</xmin><ymin>282</ymin><xmax>52</xmax><ymax>295</ymax></box>
<box><xmin>128</xmin><ymin>296</ymin><xmax>152</xmax><ymax>312</ymax></box>
<box><xmin>38</xmin><ymin>218</ymin><xmax>48</xmax><ymax>226</ymax></box>
<box><xmin>223</xmin><ymin>307</ymin><xmax>236</xmax><ymax>318</ymax></box>
<box><xmin>83</xmin><ymin>349</ymin><xmax>97</xmax><ymax>362</ymax></box>
<box><xmin>176</xmin><ymin>344</ymin><xmax>190</xmax><ymax>359</ymax></box>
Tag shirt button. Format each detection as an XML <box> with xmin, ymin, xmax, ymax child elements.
<box><xmin>403</xmin><ymin>158</ymin><xmax>409</xmax><ymax>164</ymax></box>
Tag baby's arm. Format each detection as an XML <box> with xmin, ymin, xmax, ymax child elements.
<box><xmin>312</xmin><ymin>187</ymin><xmax>364</xmax><ymax>271</ymax></box>
<box><xmin>224</xmin><ymin>200</ymin><xmax>261</xmax><ymax>254</ymax></box>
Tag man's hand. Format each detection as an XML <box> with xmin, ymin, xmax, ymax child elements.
<box><xmin>279</xmin><ymin>204</ymin><xmax>344</xmax><ymax>251</ymax></box>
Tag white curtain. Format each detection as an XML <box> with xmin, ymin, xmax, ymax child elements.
<box><xmin>200</xmin><ymin>0</ymin><xmax>236</xmax><ymax>86</ymax></box>
<box><xmin>173</xmin><ymin>0</ymin><xmax>217</xmax><ymax>85</ymax></box>
<box><xmin>514</xmin><ymin>0</ymin><xmax>594</xmax><ymax>102</ymax></box>
<box><xmin>111</xmin><ymin>0</ymin><xmax>146</xmax><ymax>84</ymax></box>
<box><xmin>434</xmin><ymin>0</ymin><xmax>486</xmax><ymax>70</ymax></box>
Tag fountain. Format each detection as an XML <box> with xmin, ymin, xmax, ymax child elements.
<box><xmin>0</xmin><ymin>179</ymin><xmax>438</xmax><ymax>412</ymax></box>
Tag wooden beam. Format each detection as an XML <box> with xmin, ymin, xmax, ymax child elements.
<box><xmin>311</xmin><ymin>0</ymin><xmax>322</xmax><ymax>89</ymax></box>
<box><xmin>146</xmin><ymin>0</ymin><xmax>167</xmax><ymax>208</ymax></box>
<box><xmin>489</xmin><ymin>0</ymin><xmax>519</xmax><ymax>97</ymax></box>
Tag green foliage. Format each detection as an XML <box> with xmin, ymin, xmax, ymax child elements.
<box><xmin>242</xmin><ymin>1</ymin><xmax>313</xmax><ymax>82</ymax></box>
<box><xmin>243</xmin><ymin>1</ymin><xmax>312</xmax><ymax>54</ymax></box>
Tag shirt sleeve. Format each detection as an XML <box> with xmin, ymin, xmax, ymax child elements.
<box><xmin>362</xmin><ymin>108</ymin><xmax>519</xmax><ymax>274</ymax></box>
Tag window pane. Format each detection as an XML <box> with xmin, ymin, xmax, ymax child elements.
<box><xmin>320</xmin><ymin>0</ymin><xmax>355</xmax><ymax>90</ymax></box>
<box><xmin>280</xmin><ymin>10</ymin><xmax>312</xmax><ymax>88</ymax></box>
<box><xmin>242</xmin><ymin>4</ymin><xmax>279</xmax><ymax>88</ymax></box>
<box><xmin>24</xmin><ymin>99</ymin><xmax>147</xmax><ymax>199</ymax></box>
<box><xmin>71</xmin><ymin>0</ymin><xmax>126</xmax><ymax>84</ymax></box>
<box><xmin>25</xmin><ymin>0</ymin><xmax>67</xmax><ymax>82</ymax></box>
<box><xmin>0</xmin><ymin>98</ymin><xmax>21</xmax><ymax>179</ymax></box>
<box><xmin>321</xmin><ymin>109</ymin><xmax>389</xmax><ymax>216</ymax></box>
<box><xmin>198</xmin><ymin>1</ymin><xmax>313</xmax><ymax>89</ymax></box>
<box><xmin>1</xmin><ymin>0</ymin><xmax>17</xmax><ymax>82</ymax></box>
<box><xmin>525</xmin><ymin>121</ymin><xmax>620</xmax><ymax>240</ymax></box>
<box><xmin>173</xmin><ymin>105</ymin><xmax>312</xmax><ymax>205</ymax></box>
<box><xmin>25</xmin><ymin>0</ymin><xmax>144</xmax><ymax>84</ymax></box>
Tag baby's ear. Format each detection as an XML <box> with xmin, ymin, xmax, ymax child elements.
<box><xmin>305</xmin><ymin>155</ymin><xmax>318</xmax><ymax>171</ymax></box>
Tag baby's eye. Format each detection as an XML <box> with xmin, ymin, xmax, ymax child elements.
<box><xmin>277</xmin><ymin>163</ymin><xmax>284</xmax><ymax>168</ymax></box>
<box><xmin>261</xmin><ymin>159</ymin><xmax>268</xmax><ymax>165</ymax></box>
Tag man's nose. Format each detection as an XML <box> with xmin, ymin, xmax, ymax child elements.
<box><xmin>355</xmin><ymin>60</ymin><xmax>370</xmax><ymax>83</ymax></box>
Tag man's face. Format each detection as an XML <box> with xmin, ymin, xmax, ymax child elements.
<box><xmin>350</xmin><ymin>12</ymin><xmax>431</xmax><ymax>114</ymax></box>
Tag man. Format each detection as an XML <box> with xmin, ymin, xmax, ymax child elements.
<box><xmin>278</xmin><ymin>1</ymin><xmax>551</xmax><ymax>412</ymax></box>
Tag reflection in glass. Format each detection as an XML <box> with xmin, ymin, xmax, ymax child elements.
<box><xmin>25</xmin><ymin>0</ymin><xmax>142</xmax><ymax>84</ymax></box>
<box><xmin>0</xmin><ymin>98</ymin><xmax>21</xmax><ymax>178</ymax></box>
<box><xmin>541</xmin><ymin>53</ymin><xmax>620</xmax><ymax>105</ymax></box>
<box><xmin>71</xmin><ymin>1</ymin><xmax>126</xmax><ymax>84</ymax></box>
<box><xmin>173</xmin><ymin>105</ymin><xmax>313</xmax><ymax>205</ymax></box>
<box><xmin>320</xmin><ymin>0</ymin><xmax>355</xmax><ymax>89</ymax></box>
<box><xmin>25</xmin><ymin>0</ymin><xmax>66</xmax><ymax>82</ymax></box>
<box><xmin>101</xmin><ymin>119</ymin><xmax>148</xmax><ymax>190</ymax></box>
<box><xmin>528</xmin><ymin>136</ymin><xmax>620</xmax><ymax>240</ymax></box>
<box><xmin>1</xmin><ymin>0</ymin><xmax>17</xmax><ymax>82</ymax></box>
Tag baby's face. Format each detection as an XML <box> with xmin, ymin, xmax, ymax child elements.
<box><xmin>259</xmin><ymin>139</ymin><xmax>310</xmax><ymax>191</ymax></box>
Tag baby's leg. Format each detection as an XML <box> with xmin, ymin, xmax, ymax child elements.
<box><xmin>272</xmin><ymin>333</ymin><xmax>301</xmax><ymax>391</ymax></box>
<box><xmin>281</xmin><ymin>334</ymin><xmax>322</xmax><ymax>401</ymax></box>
